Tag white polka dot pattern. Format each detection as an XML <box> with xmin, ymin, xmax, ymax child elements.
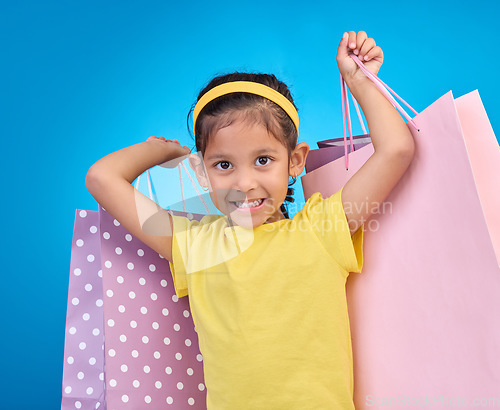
<box><xmin>62</xmin><ymin>210</ymin><xmax>106</xmax><ymax>410</ymax></box>
<box><xmin>99</xmin><ymin>206</ymin><xmax>206</xmax><ymax>408</ymax></box>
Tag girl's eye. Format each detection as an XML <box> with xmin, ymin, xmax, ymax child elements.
<box><xmin>256</xmin><ymin>156</ymin><xmax>271</xmax><ymax>166</ymax></box>
<box><xmin>215</xmin><ymin>161</ymin><xmax>232</xmax><ymax>170</ymax></box>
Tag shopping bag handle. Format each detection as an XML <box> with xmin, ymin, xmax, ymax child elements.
<box><xmin>346</xmin><ymin>54</ymin><xmax>419</xmax><ymax>125</ymax></box>
<box><xmin>340</xmin><ymin>54</ymin><xmax>419</xmax><ymax>169</ymax></box>
<box><xmin>352</xmin><ymin>95</ymin><xmax>367</xmax><ymax>135</ymax></box>
<box><xmin>135</xmin><ymin>163</ymin><xmax>210</xmax><ymax>214</ymax></box>
<box><xmin>177</xmin><ymin>161</ymin><xmax>210</xmax><ymax>214</ymax></box>
<box><xmin>135</xmin><ymin>169</ymin><xmax>158</xmax><ymax>203</ymax></box>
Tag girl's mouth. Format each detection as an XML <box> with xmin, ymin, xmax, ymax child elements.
<box><xmin>230</xmin><ymin>198</ymin><xmax>265</xmax><ymax>211</ymax></box>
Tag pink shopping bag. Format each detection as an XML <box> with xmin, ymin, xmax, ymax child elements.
<box><xmin>301</xmin><ymin>56</ymin><xmax>500</xmax><ymax>408</ymax></box>
<box><xmin>62</xmin><ymin>168</ymin><xmax>209</xmax><ymax>409</ymax></box>
<box><xmin>455</xmin><ymin>90</ymin><xmax>500</xmax><ymax>266</ymax></box>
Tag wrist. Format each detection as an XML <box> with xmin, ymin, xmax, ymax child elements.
<box><xmin>343</xmin><ymin>75</ymin><xmax>375</xmax><ymax>94</ymax></box>
<box><xmin>344</xmin><ymin>75</ymin><xmax>387</xmax><ymax>107</ymax></box>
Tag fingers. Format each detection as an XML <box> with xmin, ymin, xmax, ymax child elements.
<box><xmin>147</xmin><ymin>136</ymin><xmax>181</xmax><ymax>144</ymax></box>
<box><xmin>336</xmin><ymin>32</ymin><xmax>349</xmax><ymax>62</ymax></box>
<box><xmin>359</xmin><ymin>38</ymin><xmax>375</xmax><ymax>60</ymax></box>
<box><xmin>147</xmin><ymin>136</ymin><xmax>166</xmax><ymax>142</ymax></box>
<box><xmin>345</xmin><ymin>31</ymin><xmax>380</xmax><ymax>62</ymax></box>
<box><xmin>363</xmin><ymin>46</ymin><xmax>383</xmax><ymax>63</ymax></box>
<box><xmin>347</xmin><ymin>31</ymin><xmax>356</xmax><ymax>51</ymax></box>
<box><xmin>347</xmin><ymin>30</ymin><xmax>366</xmax><ymax>55</ymax></box>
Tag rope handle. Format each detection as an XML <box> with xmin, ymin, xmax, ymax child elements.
<box><xmin>178</xmin><ymin>161</ymin><xmax>210</xmax><ymax>214</ymax></box>
<box><xmin>134</xmin><ymin>170</ymin><xmax>158</xmax><ymax>203</ymax></box>
<box><xmin>340</xmin><ymin>54</ymin><xmax>419</xmax><ymax>169</ymax></box>
<box><xmin>134</xmin><ymin>158</ymin><xmax>210</xmax><ymax>214</ymax></box>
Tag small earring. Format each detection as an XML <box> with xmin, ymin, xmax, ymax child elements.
<box><xmin>202</xmin><ymin>186</ymin><xmax>209</xmax><ymax>191</ymax></box>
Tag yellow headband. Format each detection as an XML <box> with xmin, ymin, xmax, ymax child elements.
<box><xmin>192</xmin><ymin>81</ymin><xmax>299</xmax><ymax>135</ymax></box>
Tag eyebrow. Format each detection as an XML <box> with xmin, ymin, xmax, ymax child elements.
<box><xmin>205</xmin><ymin>148</ymin><xmax>280</xmax><ymax>162</ymax></box>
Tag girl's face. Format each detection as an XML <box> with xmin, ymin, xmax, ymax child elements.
<box><xmin>196</xmin><ymin>119</ymin><xmax>307</xmax><ymax>228</ymax></box>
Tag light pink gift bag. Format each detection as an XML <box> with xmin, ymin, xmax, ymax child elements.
<box><xmin>301</xmin><ymin>56</ymin><xmax>500</xmax><ymax>408</ymax></box>
<box><xmin>455</xmin><ymin>90</ymin><xmax>500</xmax><ymax>266</ymax></box>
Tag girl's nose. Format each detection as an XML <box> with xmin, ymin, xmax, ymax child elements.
<box><xmin>232</xmin><ymin>169</ymin><xmax>258</xmax><ymax>193</ymax></box>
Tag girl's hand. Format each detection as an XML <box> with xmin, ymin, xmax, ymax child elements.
<box><xmin>336</xmin><ymin>31</ymin><xmax>383</xmax><ymax>83</ymax></box>
<box><xmin>146</xmin><ymin>136</ymin><xmax>191</xmax><ymax>168</ymax></box>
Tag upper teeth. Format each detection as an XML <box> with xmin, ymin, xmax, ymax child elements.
<box><xmin>235</xmin><ymin>199</ymin><xmax>263</xmax><ymax>208</ymax></box>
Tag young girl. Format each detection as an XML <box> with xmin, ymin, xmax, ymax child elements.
<box><xmin>86</xmin><ymin>31</ymin><xmax>414</xmax><ymax>409</ymax></box>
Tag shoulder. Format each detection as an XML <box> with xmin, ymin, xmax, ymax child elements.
<box><xmin>295</xmin><ymin>188</ymin><xmax>353</xmax><ymax>246</ymax></box>
<box><xmin>261</xmin><ymin>189</ymin><xmax>345</xmax><ymax>238</ymax></box>
<box><xmin>170</xmin><ymin>212</ymin><xmax>222</xmax><ymax>229</ymax></box>
<box><xmin>169</xmin><ymin>212</ymin><xmax>236</xmax><ymax>243</ymax></box>
<box><xmin>296</xmin><ymin>188</ymin><xmax>363</xmax><ymax>274</ymax></box>
<box><xmin>296</xmin><ymin>190</ymin><xmax>344</xmax><ymax>221</ymax></box>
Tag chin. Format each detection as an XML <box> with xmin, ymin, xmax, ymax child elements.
<box><xmin>227</xmin><ymin>210</ymin><xmax>268</xmax><ymax>229</ymax></box>
<box><xmin>228</xmin><ymin>215</ymin><xmax>260</xmax><ymax>229</ymax></box>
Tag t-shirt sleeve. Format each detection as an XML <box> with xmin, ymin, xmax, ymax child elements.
<box><xmin>302</xmin><ymin>188</ymin><xmax>364</xmax><ymax>274</ymax></box>
<box><xmin>168</xmin><ymin>214</ymin><xmax>195</xmax><ymax>298</ymax></box>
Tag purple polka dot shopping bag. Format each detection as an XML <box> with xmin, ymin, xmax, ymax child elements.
<box><xmin>62</xmin><ymin>209</ymin><xmax>107</xmax><ymax>410</ymax></box>
<box><xmin>62</xmin><ymin>170</ymin><xmax>208</xmax><ymax>410</ymax></box>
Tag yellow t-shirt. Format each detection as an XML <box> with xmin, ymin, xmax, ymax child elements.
<box><xmin>169</xmin><ymin>189</ymin><xmax>363</xmax><ymax>409</ymax></box>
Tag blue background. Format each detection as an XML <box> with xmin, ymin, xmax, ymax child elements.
<box><xmin>1</xmin><ymin>0</ymin><xmax>499</xmax><ymax>408</ymax></box>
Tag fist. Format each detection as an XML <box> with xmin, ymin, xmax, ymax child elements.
<box><xmin>336</xmin><ymin>31</ymin><xmax>384</xmax><ymax>82</ymax></box>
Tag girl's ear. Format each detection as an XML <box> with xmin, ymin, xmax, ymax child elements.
<box><xmin>289</xmin><ymin>142</ymin><xmax>310</xmax><ymax>178</ymax></box>
<box><xmin>188</xmin><ymin>153</ymin><xmax>210</xmax><ymax>188</ymax></box>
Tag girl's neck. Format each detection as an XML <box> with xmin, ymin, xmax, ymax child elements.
<box><xmin>225</xmin><ymin>208</ymin><xmax>286</xmax><ymax>229</ymax></box>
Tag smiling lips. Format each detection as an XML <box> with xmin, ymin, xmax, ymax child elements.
<box><xmin>231</xmin><ymin>198</ymin><xmax>265</xmax><ymax>210</ymax></box>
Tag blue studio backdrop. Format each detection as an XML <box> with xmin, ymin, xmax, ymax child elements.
<box><xmin>1</xmin><ymin>0</ymin><xmax>498</xmax><ymax>408</ymax></box>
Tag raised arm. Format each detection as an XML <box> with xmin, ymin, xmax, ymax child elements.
<box><xmin>337</xmin><ymin>31</ymin><xmax>415</xmax><ymax>234</ymax></box>
<box><xmin>85</xmin><ymin>137</ymin><xmax>190</xmax><ymax>262</ymax></box>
